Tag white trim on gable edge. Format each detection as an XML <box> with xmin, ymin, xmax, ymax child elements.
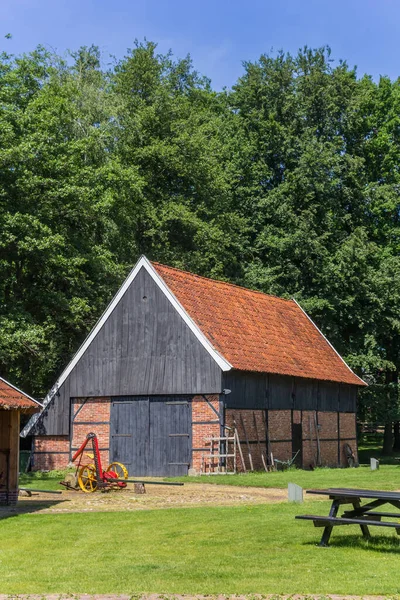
<box><xmin>21</xmin><ymin>256</ymin><xmax>231</xmax><ymax>437</ymax></box>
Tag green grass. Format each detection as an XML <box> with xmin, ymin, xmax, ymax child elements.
<box><xmin>20</xmin><ymin>463</ymin><xmax>400</xmax><ymax>492</ymax></box>
<box><xmin>168</xmin><ymin>463</ymin><xmax>400</xmax><ymax>490</ymax></box>
<box><xmin>19</xmin><ymin>468</ymin><xmax>74</xmax><ymax>491</ymax></box>
<box><xmin>2</xmin><ymin>501</ymin><xmax>400</xmax><ymax>595</ymax></box>
<box><xmin>358</xmin><ymin>433</ymin><xmax>400</xmax><ymax>465</ymax></box>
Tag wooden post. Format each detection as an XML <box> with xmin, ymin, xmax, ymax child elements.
<box><xmin>314</xmin><ymin>412</ymin><xmax>321</xmax><ymax>466</ymax></box>
<box><xmin>233</xmin><ymin>418</ymin><xmax>246</xmax><ymax>473</ymax></box>
<box><xmin>253</xmin><ymin>412</ymin><xmax>267</xmax><ymax>472</ymax></box>
<box><xmin>240</xmin><ymin>414</ymin><xmax>254</xmax><ymax>471</ymax></box>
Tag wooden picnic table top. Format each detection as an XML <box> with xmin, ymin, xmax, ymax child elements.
<box><xmin>307</xmin><ymin>488</ymin><xmax>400</xmax><ymax>501</ymax></box>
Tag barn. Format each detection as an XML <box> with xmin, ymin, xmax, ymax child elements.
<box><xmin>22</xmin><ymin>256</ymin><xmax>365</xmax><ymax>475</ymax></box>
<box><xmin>0</xmin><ymin>377</ymin><xmax>41</xmax><ymax>504</ymax></box>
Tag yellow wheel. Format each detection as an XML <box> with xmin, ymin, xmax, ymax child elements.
<box><xmin>106</xmin><ymin>462</ymin><xmax>128</xmax><ymax>480</ymax></box>
<box><xmin>78</xmin><ymin>464</ymin><xmax>98</xmax><ymax>493</ymax></box>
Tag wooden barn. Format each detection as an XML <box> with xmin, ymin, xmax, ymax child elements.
<box><xmin>22</xmin><ymin>256</ymin><xmax>365</xmax><ymax>475</ymax></box>
<box><xmin>0</xmin><ymin>377</ymin><xmax>40</xmax><ymax>504</ymax></box>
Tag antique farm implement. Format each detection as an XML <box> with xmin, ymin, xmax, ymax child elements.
<box><xmin>61</xmin><ymin>432</ymin><xmax>183</xmax><ymax>493</ymax></box>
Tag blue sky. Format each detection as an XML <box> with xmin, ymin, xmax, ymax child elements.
<box><xmin>2</xmin><ymin>0</ymin><xmax>400</xmax><ymax>89</ymax></box>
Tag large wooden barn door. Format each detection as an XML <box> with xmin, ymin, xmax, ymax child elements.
<box><xmin>110</xmin><ymin>398</ymin><xmax>149</xmax><ymax>474</ymax></box>
<box><xmin>110</xmin><ymin>396</ymin><xmax>192</xmax><ymax>476</ymax></box>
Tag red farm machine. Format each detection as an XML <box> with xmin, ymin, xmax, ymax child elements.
<box><xmin>61</xmin><ymin>432</ymin><xmax>183</xmax><ymax>493</ymax></box>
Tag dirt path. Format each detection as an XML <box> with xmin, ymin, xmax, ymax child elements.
<box><xmin>0</xmin><ymin>482</ymin><xmax>292</xmax><ymax>516</ymax></box>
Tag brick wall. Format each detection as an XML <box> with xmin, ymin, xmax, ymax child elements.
<box><xmin>225</xmin><ymin>408</ymin><xmax>357</xmax><ymax>471</ymax></box>
<box><xmin>268</xmin><ymin>410</ymin><xmax>293</xmax><ymax>465</ymax></box>
<box><xmin>191</xmin><ymin>395</ymin><xmax>220</xmax><ymax>472</ymax></box>
<box><xmin>33</xmin><ymin>436</ymin><xmax>70</xmax><ymax>470</ymax></box>
<box><xmin>32</xmin><ymin>395</ymin><xmax>357</xmax><ymax>473</ymax></box>
<box><xmin>71</xmin><ymin>397</ymin><xmax>111</xmax><ymax>468</ymax></box>
<box><xmin>32</xmin><ymin>397</ymin><xmax>112</xmax><ymax>471</ymax></box>
<box><xmin>225</xmin><ymin>409</ymin><xmax>267</xmax><ymax>472</ymax></box>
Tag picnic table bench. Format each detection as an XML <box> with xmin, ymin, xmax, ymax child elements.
<box><xmin>296</xmin><ymin>488</ymin><xmax>400</xmax><ymax>546</ymax></box>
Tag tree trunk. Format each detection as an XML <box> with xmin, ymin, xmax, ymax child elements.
<box><xmin>394</xmin><ymin>422</ymin><xmax>400</xmax><ymax>451</ymax></box>
<box><xmin>383</xmin><ymin>423</ymin><xmax>393</xmax><ymax>455</ymax></box>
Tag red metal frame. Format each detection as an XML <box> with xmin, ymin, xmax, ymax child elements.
<box><xmin>72</xmin><ymin>432</ymin><xmax>126</xmax><ymax>489</ymax></box>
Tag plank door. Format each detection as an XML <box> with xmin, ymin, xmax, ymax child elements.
<box><xmin>149</xmin><ymin>398</ymin><xmax>192</xmax><ymax>476</ymax></box>
<box><xmin>110</xmin><ymin>398</ymin><xmax>149</xmax><ymax>475</ymax></box>
<box><xmin>110</xmin><ymin>396</ymin><xmax>192</xmax><ymax>476</ymax></box>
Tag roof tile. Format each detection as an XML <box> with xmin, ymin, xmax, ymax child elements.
<box><xmin>153</xmin><ymin>262</ymin><xmax>365</xmax><ymax>386</ymax></box>
<box><xmin>0</xmin><ymin>377</ymin><xmax>40</xmax><ymax>411</ymax></box>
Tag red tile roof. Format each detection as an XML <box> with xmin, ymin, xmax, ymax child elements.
<box><xmin>0</xmin><ymin>377</ymin><xmax>41</xmax><ymax>411</ymax></box>
<box><xmin>153</xmin><ymin>263</ymin><xmax>365</xmax><ymax>386</ymax></box>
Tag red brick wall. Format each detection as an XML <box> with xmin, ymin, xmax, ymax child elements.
<box><xmin>71</xmin><ymin>397</ymin><xmax>111</xmax><ymax>468</ymax></box>
<box><xmin>32</xmin><ymin>397</ymin><xmax>112</xmax><ymax>471</ymax></box>
<box><xmin>32</xmin><ymin>395</ymin><xmax>357</xmax><ymax>473</ymax></box>
<box><xmin>225</xmin><ymin>408</ymin><xmax>357</xmax><ymax>471</ymax></box>
<box><xmin>340</xmin><ymin>412</ymin><xmax>358</xmax><ymax>465</ymax></box>
<box><xmin>33</xmin><ymin>436</ymin><xmax>70</xmax><ymax>470</ymax></box>
<box><xmin>191</xmin><ymin>395</ymin><xmax>220</xmax><ymax>472</ymax></box>
<box><xmin>268</xmin><ymin>410</ymin><xmax>293</xmax><ymax>464</ymax></box>
<box><xmin>225</xmin><ymin>409</ymin><xmax>267</xmax><ymax>472</ymax></box>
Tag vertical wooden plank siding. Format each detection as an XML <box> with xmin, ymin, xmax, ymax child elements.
<box><xmin>224</xmin><ymin>372</ymin><xmax>357</xmax><ymax>413</ymax></box>
<box><xmin>33</xmin><ymin>267</ymin><xmax>222</xmax><ymax>435</ymax></box>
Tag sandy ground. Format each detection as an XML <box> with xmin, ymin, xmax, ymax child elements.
<box><xmin>0</xmin><ymin>482</ymin><xmax>293</xmax><ymax>516</ymax></box>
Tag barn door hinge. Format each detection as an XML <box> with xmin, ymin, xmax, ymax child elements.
<box><xmin>168</xmin><ymin>462</ymin><xmax>190</xmax><ymax>465</ymax></box>
<box><xmin>169</xmin><ymin>433</ymin><xmax>190</xmax><ymax>437</ymax></box>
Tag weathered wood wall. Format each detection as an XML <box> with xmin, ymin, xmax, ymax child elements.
<box><xmin>33</xmin><ymin>267</ymin><xmax>222</xmax><ymax>435</ymax></box>
<box><xmin>223</xmin><ymin>371</ymin><xmax>357</xmax><ymax>412</ymax></box>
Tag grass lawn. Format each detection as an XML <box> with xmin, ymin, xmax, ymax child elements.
<box><xmin>168</xmin><ymin>463</ymin><xmax>400</xmax><ymax>490</ymax></box>
<box><xmin>1</xmin><ymin>501</ymin><xmax>400</xmax><ymax>595</ymax></box>
<box><xmin>358</xmin><ymin>433</ymin><xmax>400</xmax><ymax>465</ymax></box>
<box><xmin>20</xmin><ymin>463</ymin><xmax>400</xmax><ymax>492</ymax></box>
<box><xmin>19</xmin><ymin>469</ymin><xmax>73</xmax><ymax>491</ymax></box>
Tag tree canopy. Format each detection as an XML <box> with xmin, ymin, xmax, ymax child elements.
<box><xmin>1</xmin><ymin>41</ymin><xmax>399</xmax><ymax>438</ymax></box>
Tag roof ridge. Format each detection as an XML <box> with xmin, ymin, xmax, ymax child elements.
<box><xmin>151</xmin><ymin>261</ymin><xmax>295</xmax><ymax>305</ymax></box>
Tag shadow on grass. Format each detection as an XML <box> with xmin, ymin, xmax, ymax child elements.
<box><xmin>0</xmin><ymin>498</ymin><xmax>67</xmax><ymax>521</ymax></box>
<box><xmin>305</xmin><ymin>534</ymin><xmax>400</xmax><ymax>553</ymax></box>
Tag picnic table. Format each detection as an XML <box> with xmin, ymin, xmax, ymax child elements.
<box><xmin>296</xmin><ymin>488</ymin><xmax>400</xmax><ymax>546</ymax></box>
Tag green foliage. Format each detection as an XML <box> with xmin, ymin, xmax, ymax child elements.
<box><xmin>0</xmin><ymin>41</ymin><xmax>399</xmax><ymax>422</ymax></box>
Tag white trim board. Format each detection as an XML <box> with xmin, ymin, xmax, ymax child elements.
<box><xmin>292</xmin><ymin>298</ymin><xmax>367</xmax><ymax>386</ymax></box>
<box><xmin>21</xmin><ymin>256</ymin><xmax>232</xmax><ymax>437</ymax></box>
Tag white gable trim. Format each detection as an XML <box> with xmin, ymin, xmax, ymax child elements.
<box><xmin>0</xmin><ymin>376</ymin><xmax>42</xmax><ymax>407</ymax></box>
<box><xmin>292</xmin><ymin>298</ymin><xmax>367</xmax><ymax>386</ymax></box>
<box><xmin>21</xmin><ymin>256</ymin><xmax>231</xmax><ymax>437</ymax></box>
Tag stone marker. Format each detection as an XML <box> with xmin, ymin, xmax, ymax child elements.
<box><xmin>288</xmin><ymin>482</ymin><xmax>303</xmax><ymax>502</ymax></box>
<box><xmin>370</xmin><ymin>457</ymin><xmax>379</xmax><ymax>470</ymax></box>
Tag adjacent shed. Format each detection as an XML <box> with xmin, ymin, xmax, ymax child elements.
<box><xmin>0</xmin><ymin>377</ymin><xmax>41</xmax><ymax>504</ymax></box>
<box><xmin>22</xmin><ymin>256</ymin><xmax>365</xmax><ymax>475</ymax></box>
